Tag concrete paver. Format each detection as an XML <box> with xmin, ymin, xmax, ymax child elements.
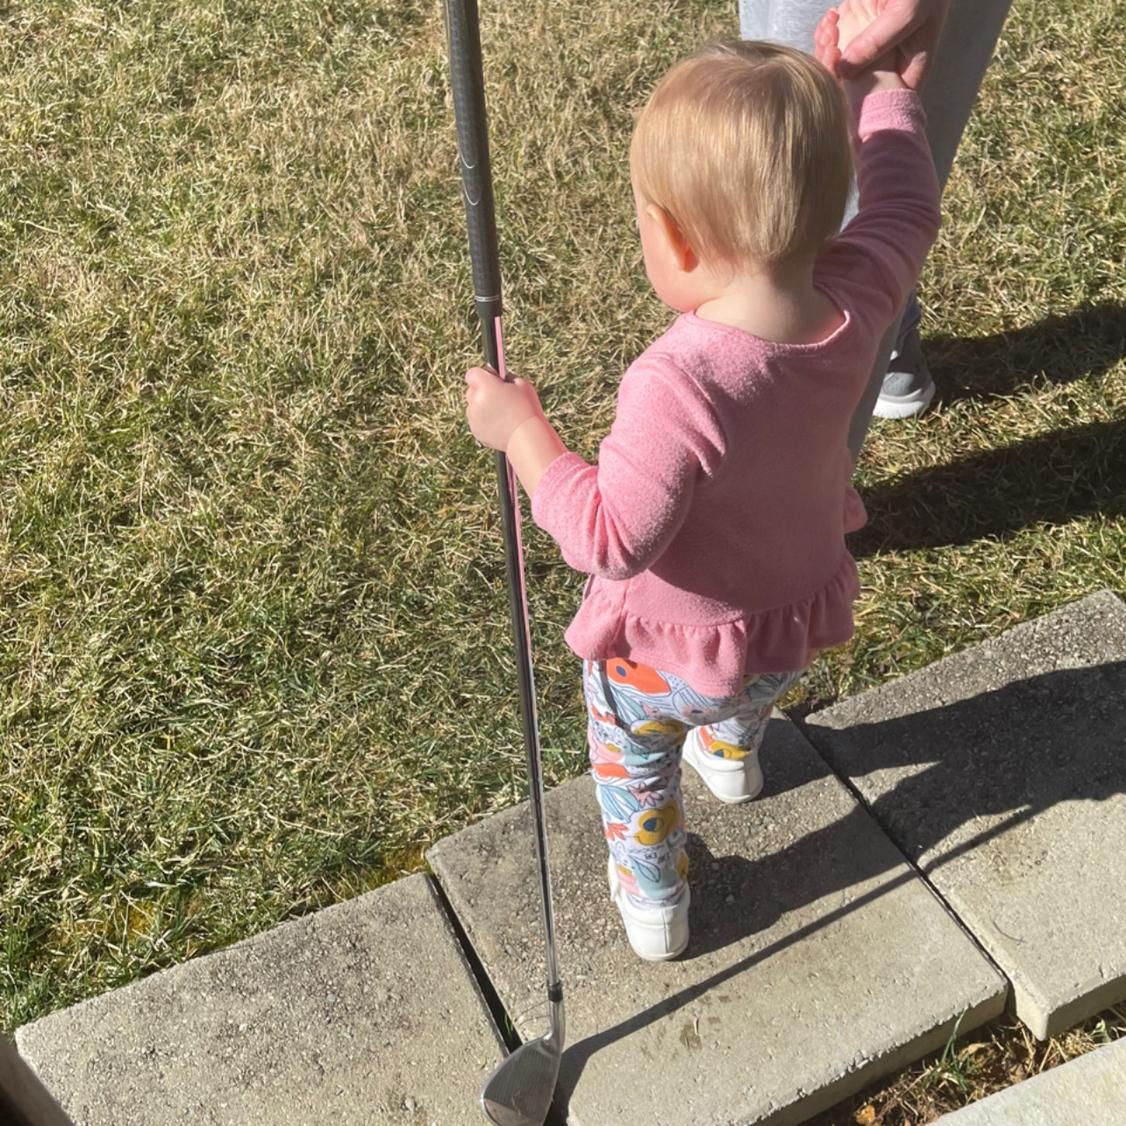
<box><xmin>429</xmin><ymin>715</ymin><xmax>1006</xmax><ymax>1126</ymax></box>
<box><xmin>936</xmin><ymin>1035</ymin><xmax>1126</xmax><ymax>1124</ymax></box>
<box><xmin>804</xmin><ymin>591</ymin><xmax>1126</xmax><ymax>1040</ymax></box>
<box><xmin>16</xmin><ymin>874</ymin><xmax>503</xmax><ymax>1125</ymax></box>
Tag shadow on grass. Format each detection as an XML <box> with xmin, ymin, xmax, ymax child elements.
<box><xmin>847</xmin><ymin>300</ymin><xmax>1125</xmax><ymax>556</ymax></box>
<box><xmin>927</xmin><ymin>300</ymin><xmax>1126</xmax><ymax>404</ymax></box>
<box><xmin>553</xmin><ymin>659</ymin><xmax>1126</xmax><ymax>1117</ymax></box>
<box><xmin>852</xmin><ymin>416</ymin><xmax>1126</xmax><ymax>556</ymax></box>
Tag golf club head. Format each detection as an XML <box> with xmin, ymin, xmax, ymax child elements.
<box><xmin>481</xmin><ymin>1035</ymin><xmax>559</xmax><ymax>1126</ymax></box>
<box><xmin>481</xmin><ymin>999</ymin><xmax>564</xmax><ymax>1126</ymax></box>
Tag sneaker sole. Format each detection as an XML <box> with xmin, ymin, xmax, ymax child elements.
<box><xmin>682</xmin><ymin>735</ymin><xmax>763</xmax><ymax>804</ymax></box>
<box><xmin>873</xmin><ymin>381</ymin><xmax>936</xmax><ymax>420</ymax></box>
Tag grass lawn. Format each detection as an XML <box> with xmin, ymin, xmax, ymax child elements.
<box><xmin>1</xmin><ymin>0</ymin><xmax>1123</xmax><ymax>1118</ymax></box>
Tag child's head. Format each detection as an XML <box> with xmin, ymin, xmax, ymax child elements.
<box><xmin>630</xmin><ymin>40</ymin><xmax>852</xmax><ymax>277</ymax></box>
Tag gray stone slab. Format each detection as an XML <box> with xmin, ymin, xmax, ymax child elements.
<box><xmin>429</xmin><ymin>715</ymin><xmax>1006</xmax><ymax>1126</ymax></box>
<box><xmin>16</xmin><ymin>874</ymin><xmax>504</xmax><ymax>1125</ymax></box>
<box><xmin>936</xmin><ymin>1035</ymin><xmax>1126</xmax><ymax>1125</ymax></box>
<box><xmin>803</xmin><ymin>590</ymin><xmax>1126</xmax><ymax>1041</ymax></box>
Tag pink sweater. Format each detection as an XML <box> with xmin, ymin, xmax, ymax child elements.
<box><xmin>530</xmin><ymin>90</ymin><xmax>941</xmax><ymax>696</ymax></box>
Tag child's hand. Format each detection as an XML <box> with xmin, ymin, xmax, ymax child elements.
<box><xmin>464</xmin><ymin>365</ymin><xmax>546</xmax><ymax>452</ymax></box>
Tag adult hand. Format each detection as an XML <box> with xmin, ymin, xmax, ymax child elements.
<box><xmin>464</xmin><ymin>365</ymin><xmax>545</xmax><ymax>452</ymax></box>
<box><xmin>817</xmin><ymin>0</ymin><xmax>906</xmax><ymax>99</ymax></box>
<box><xmin>832</xmin><ymin>0</ymin><xmax>951</xmax><ymax>91</ymax></box>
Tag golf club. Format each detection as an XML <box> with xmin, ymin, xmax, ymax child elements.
<box><xmin>444</xmin><ymin>1</ymin><xmax>565</xmax><ymax>1123</ymax></box>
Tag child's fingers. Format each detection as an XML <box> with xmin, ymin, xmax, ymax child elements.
<box><xmin>465</xmin><ymin>365</ymin><xmax>499</xmax><ymax>389</ymax></box>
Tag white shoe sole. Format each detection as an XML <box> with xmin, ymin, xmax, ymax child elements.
<box><xmin>872</xmin><ymin>380</ymin><xmax>935</xmax><ymax>419</ymax></box>
<box><xmin>607</xmin><ymin>858</ymin><xmax>689</xmax><ymax>961</ymax></box>
<box><xmin>683</xmin><ymin>731</ymin><xmax>763</xmax><ymax>804</ymax></box>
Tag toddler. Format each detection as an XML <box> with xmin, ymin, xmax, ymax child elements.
<box><xmin>464</xmin><ymin>1</ymin><xmax>940</xmax><ymax>960</ymax></box>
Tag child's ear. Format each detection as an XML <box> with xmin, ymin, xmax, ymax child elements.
<box><xmin>645</xmin><ymin>203</ymin><xmax>698</xmax><ymax>272</ymax></box>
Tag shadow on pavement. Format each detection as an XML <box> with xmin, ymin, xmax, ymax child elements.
<box><xmin>555</xmin><ymin>660</ymin><xmax>1126</xmax><ymax>1114</ymax></box>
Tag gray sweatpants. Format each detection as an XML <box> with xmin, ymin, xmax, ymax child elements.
<box><xmin>739</xmin><ymin>0</ymin><xmax>1013</xmax><ymax>455</ymax></box>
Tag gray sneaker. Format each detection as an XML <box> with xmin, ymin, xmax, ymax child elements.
<box><xmin>874</xmin><ymin>326</ymin><xmax>936</xmax><ymax>419</ymax></box>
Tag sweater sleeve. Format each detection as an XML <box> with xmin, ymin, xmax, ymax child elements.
<box><xmin>530</xmin><ymin>357</ymin><xmax>725</xmax><ymax>580</ymax></box>
<box><xmin>819</xmin><ymin>89</ymin><xmax>942</xmax><ymax>325</ymax></box>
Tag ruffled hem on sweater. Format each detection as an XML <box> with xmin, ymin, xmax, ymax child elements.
<box><xmin>563</xmin><ymin>551</ymin><xmax>861</xmax><ymax>698</ymax></box>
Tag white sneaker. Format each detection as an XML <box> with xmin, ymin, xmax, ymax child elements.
<box><xmin>607</xmin><ymin>857</ymin><xmax>689</xmax><ymax>961</ymax></box>
<box><xmin>873</xmin><ymin>327</ymin><xmax>936</xmax><ymax>419</ymax></box>
<box><xmin>683</xmin><ymin>727</ymin><xmax>764</xmax><ymax>804</ymax></box>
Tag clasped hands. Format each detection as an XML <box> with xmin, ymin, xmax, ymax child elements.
<box><xmin>815</xmin><ymin>0</ymin><xmax>951</xmax><ymax>90</ymax></box>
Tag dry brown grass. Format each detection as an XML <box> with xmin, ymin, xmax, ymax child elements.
<box><xmin>809</xmin><ymin>1003</ymin><xmax>1126</xmax><ymax>1124</ymax></box>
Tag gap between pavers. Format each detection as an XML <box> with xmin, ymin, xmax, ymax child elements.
<box><xmin>16</xmin><ymin>874</ymin><xmax>504</xmax><ymax>1125</ymax></box>
<box><xmin>802</xmin><ymin>590</ymin><xmax>1126</xmax><ymax>1041</ymax></box>
<box><xmin>429</xmin><ymin>714</ymin><xmax>1007</xmax><ymax>1126</ymax></box>
<box><xmin>935</xmin><ymin>1034</ymin><xmax>1126</xmax><ymax>1124</ymax></box>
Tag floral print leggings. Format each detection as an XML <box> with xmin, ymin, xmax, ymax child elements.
<box><xmin>583</xmin><ymin>658</ymin><xmax>803</xmax><ymax>908</ymax></box>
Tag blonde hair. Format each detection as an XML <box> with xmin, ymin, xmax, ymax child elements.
<box><xmin>630</xmin><ymin>40</ymin><xmax>852</xmax><ymax>270</ymax></box>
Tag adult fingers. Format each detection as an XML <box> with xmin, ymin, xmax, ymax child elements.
<box><xmin>814</xmin><ymin>10</ymin><xmax>839</xmax><ymax>44</ymax></box>
<box><xmin>837</xmin><ymin>5</ymin><xmax>920</xmax><ymax>77</ymax></box>
<box><xmin>818</xmin><ymin>41</ymin><xmax>842</xmax><ymax>72</ymax></box>
<box><xmin>816</xmin><ymin>42</ymin><xmax>842</xmax><ymax>73</ymax></box>
<box><xmin>813</xmin><ymin>11</ymin><xmax>840</xmax><ymax>69</ymax></box>
<box><xmin>814</xmin><ymin>8</ymin><xmax>838</xmax><ymax>42</ymax></box>
<box><xmin>900</xmin><ymin>2</ymin><xmax>949</xmax><ymax>89</ymax></box>
<box><xmin>900</xmin><ymin>45</ymin><xmax>932</xmax><ymax>90</ymax></box>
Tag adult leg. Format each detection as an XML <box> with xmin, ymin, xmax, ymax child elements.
<box><xmin>850</xmin><ymin>0</ymin><xmax>1014</xmax><ymax>449</ymax></box>
<box><xmin>738</xmin><ymin>0</ymin><xmax>825</xmax><ymax>50</ymax></box>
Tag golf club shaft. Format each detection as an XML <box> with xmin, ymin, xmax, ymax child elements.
<box><xmin>445</xmin><ymin>0</ymin><xmax>562</xmax><ymax>1008</ymax></box>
